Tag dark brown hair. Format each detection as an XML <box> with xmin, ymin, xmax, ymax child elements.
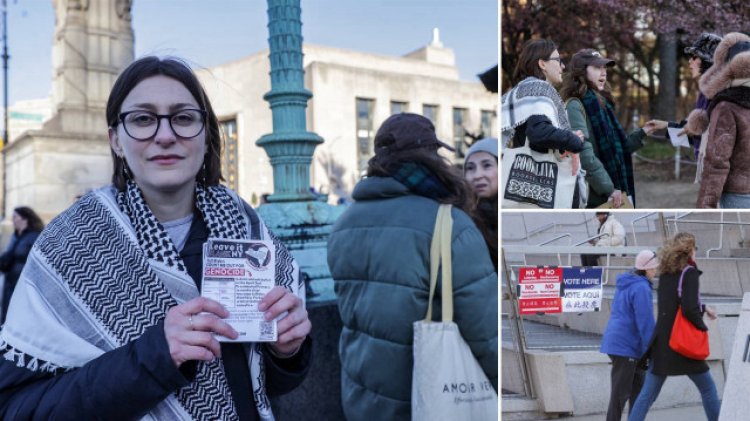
<box><xmin>559</xmin><ymin>54</ymin><xmax>615</xmax><ymax>105</ymax></box>
<box><xmin>106</xmin><ymin>56</ymin><xmax>223</xmax><ymax>191</ymax></box>
<box><xmin>367</xmin><ymin>146</ymin><xmax>474</xmax><ymax>214</ymax></box>
<box><xmin>659</xmin><ymin>232</ymin><xmax>696</xmax><ymax>275</ymax></box>
<box><xmin>14</xmin><ymin>206</ymin><xmax>44</xmax><ymax>233</ymax></box>
<box><xmin>513</xmin><ymin>39</ymin><xmax>558</xmax><ymax>83</ymax></box>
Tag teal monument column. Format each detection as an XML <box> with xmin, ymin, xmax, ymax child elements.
<box><xmin>257</xmin><ymin>0</ymin><xmax>344</xmax><ymax>306</ymax></box>
<box><xmin>259</xmin><ymin>3</ymin><xmax>346</xmax><ymax>417</ymax></box>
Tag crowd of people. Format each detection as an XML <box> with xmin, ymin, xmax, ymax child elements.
<box><xmin>0</xmin><ymin>56</ymin><xmax>499</xmax><ymax>420</ymax></box>
<box><xmin>502</xmin><ymin>32</ymin><xmax>750</xmax><ymax>209</ymax></box>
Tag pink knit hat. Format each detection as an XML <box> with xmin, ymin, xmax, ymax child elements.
<box><xmin>635</xmin><ymin>250</ymin><xmax>659</xmax><ymax>270</ymax></box>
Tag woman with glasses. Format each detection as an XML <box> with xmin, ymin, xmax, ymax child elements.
<box><xmin>0</xmin><ymin>56</ymin><xmax>311</xmax><ymax>420</ymax></box>
<box><xmin>628</xmin><ymin>233</ymin><xmax>720</xmax><ymax>421</ymax></box>
<box><xmin>599</xmin><ymin>250</ymin><xmax>658</xmax><ymax>421</ymax></box>
<box><xmin>500</xmin><ymin>39</ymin><xmax>586</xmax><ymax>208</ymax></box>
<box><xmin>502</xmin><ymin>39</ymin><xmax>584</xmax><ymax>153</ymax></box>
<box><xmin>560</xmin><ymin>48</ymin><xmax>664</xmax><ymax>208</ymax></box>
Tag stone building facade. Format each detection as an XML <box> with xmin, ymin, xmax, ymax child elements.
<box><xmin>198</xmin><ymin>37</ymin><xmax>497</xmax><ymax>204</ymax></box>
<box><xmin>4</xmin><ymin>12</ymin><xmax>495</xmax><ymax>216</ymax></box>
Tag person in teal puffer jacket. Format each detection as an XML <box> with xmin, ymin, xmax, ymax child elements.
<box><xmin>600</xmin><ymin>250</ymin><xmax>658</xmax><ymax>421</ymax></box>
<box><xmin>328</xmin><ymin>113</ymin><xmax>498</xmax><ymax>421</ymax></box>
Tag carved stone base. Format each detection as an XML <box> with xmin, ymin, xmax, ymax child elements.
<box><xmin>258</xmin><ymin>201</ymin><xmax>347</xmax><ymax>306</ymax></box>
<box><xmin>4</xmin><ymin>130</ymin><xmax>112</xmax><ymax>220</ymax></box>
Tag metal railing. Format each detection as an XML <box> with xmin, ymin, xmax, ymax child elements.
<box><xmin>574</xmin><ymin>233</ymin><xmax>609</xmax><ymax>246</ymax></box>
<box><xmin>665</xmin><ymin>217</ymin><xmax>750</xmax><ymax>257</ymax></box>
<box><xmin>503</xmin><ymin>213</ymin><xmax>592</xmax><ymax>243</ymax></box>
<box><xmin>537</xmin><ymin>234</ymin><xmax>571</xmax><ymax>246</ymax></box>
<box><xmin>631</xmin><ymin>212</ymin><xmax>657</xmax><ymax>246</ymax></box>
<box><xmin>665</xmin><ymin>212</ymin><xmax>693</xmax><ymax>236</ymax></box>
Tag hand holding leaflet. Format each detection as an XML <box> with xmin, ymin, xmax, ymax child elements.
<box><xmin>668</xmin><ymin>127</ymin><xmax>690</xmax><ymax>148</ymax></box>
<box><xmin>202</xmin><ymin>238</ymin><xmax>277</xmax><ymax>342</ymax></box>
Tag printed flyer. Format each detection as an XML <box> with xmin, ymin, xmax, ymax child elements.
<box><xmin>202</xmin><ymin>238</ymin><xmax>277</xmax><ymax>342</ymax></box>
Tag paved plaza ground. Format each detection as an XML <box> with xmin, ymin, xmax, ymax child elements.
<box><xmin>559</xmin><ymin>404</ymin><xmax>707</xmax><ymax>420</ymax></box>
<box><xmin>633</xmin><ymin>158</ymin><xmax>700</xmax><ymax>209</ymax></box>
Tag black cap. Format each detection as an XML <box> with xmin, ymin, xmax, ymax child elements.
<box><xmin>374</xmin><ymin>113</ymin><xmax>455</xmax><ymax>154</ymax></box>
<box><xmin>571</xmin><ymin>49</ymin><xmax>616</xmax><ymax>68</ymax></box>
<box><xmin>685</xmin><ymin>33</ymin><xmax>722</xmax><ymax>63</ymax></box>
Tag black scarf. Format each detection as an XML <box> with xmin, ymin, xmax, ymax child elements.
<box><xmin>708</xmin><ymin>86</ymin><xmax>750</xmax><ymax>117</ymax></box>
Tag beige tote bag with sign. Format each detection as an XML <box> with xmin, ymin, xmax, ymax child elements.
<box><xmin>411</xmin><ymin>204</ymin><xmax>498</xmax><ymax>421</ymax></box>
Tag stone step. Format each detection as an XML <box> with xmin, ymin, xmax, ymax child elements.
<box><xmin>501</xmin><ymin>318</ymin><xmax>729</xmax><ymax>418</ymax></box>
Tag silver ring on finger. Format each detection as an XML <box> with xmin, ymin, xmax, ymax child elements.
<box><xmin>188</xmin><ymin>314</ymin><xmax>194</xmax><ymax>330</ymax></box>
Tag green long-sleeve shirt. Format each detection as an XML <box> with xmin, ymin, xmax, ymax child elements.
<box><xmin>565</xmin><ymin>98</ymin><xmax>646</xmax><ymax>207</ymax></box>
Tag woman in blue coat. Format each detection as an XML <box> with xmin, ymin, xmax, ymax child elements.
<box><xmin>600</xmin><ymin>250</ymin><xmax>658</xmax><ymax>421</ymax></box>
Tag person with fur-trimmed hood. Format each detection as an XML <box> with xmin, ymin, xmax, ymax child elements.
<box><xmin>693</xmin><ymin>32</ymin><xmax>750</xmax><ymax>208</ymax></box>
<box><xmin>649</xmin><ymin>33</ymin><xmax>722</xmax><ymax>182</ymax></box>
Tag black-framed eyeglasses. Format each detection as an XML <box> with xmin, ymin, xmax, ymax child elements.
<box><xmin>546</xmin><ymin>56</ymin><xmax>563</xmax><ymax>64</ymax></box>
<box><xmin>117</xmin><ymin>109</ymin><xmax>207</xmax><ymax>141</ymax></box>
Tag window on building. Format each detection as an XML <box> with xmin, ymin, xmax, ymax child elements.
<box><xmin>220</xmin><ymin>119</ymin><xmax>238</xmax><ymax>191</ymax></box>
<box><xmin>390</xmin><ymin>101</ymin><xmax>407</xmax><ymax>115</ymax></box>
<box><xmin>356</xmin><ymin>98</ymin><xmax>375</xmax><ymax>173</ymax></box>
<box><xmin>453</xmin><ymin>107</ymin><xmax>467</xmax><ymax>157</ymax></box>
<box><xmin>481</xmin><ymin>109</ymin><xmax>496</xmax><ymax>138</ymax></box>
<box><xmin>422</xmin><ymin>104</ymin><xmax>438</xmax><ymax>125</ymax></box>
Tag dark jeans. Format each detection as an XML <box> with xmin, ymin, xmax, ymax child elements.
<box><xmin>607</xmin><ymin>355</ymin><xmax>645</xmax><ymax>421</ymax></box>
<box><xmin>581</xmin><ymin>254</ymin><xmax>602</xmax><ymax>267</ymax></box>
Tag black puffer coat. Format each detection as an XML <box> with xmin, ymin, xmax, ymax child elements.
<box><xmin>648</xmin><ymin>266</ymin><xmax>709</xmax><ymax>375</ymax></box>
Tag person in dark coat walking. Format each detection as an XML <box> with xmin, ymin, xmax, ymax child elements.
<box><xmin>0</xmin><ymin>206</ymin><xmax>44</xmax><ymax>324</ymax></box>
<box><xmin>600</xmin><ymin>250</ymin><xmax>658</xmax><ymax>421</ymax></box>
<box><xmin>628</xmin><ymin>232</ymin><xmax>720</xmax><ymax>421</ymax></box>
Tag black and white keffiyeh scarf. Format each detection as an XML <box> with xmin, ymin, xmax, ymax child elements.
<box><xmin>500</xmin><ymin>76</ymin><xmax>571</xmax><ymax>148</ymax></box>
<box><xmin>0</xmin><ymin>182</ymin><xmax>301</xmax><ymax>421</ymax></box>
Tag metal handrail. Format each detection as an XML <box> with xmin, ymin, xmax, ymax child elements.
<box><xmin>574</xmin><ymin>233</ymin><xmax>609</xmax><ymax>246</ymax></box>
<box><xmin>527</xmin><ymin>222</ymin><xmax>556</xmax><ymax>238</ymax></box>
<box><xmin>665</xmin><ymin>212</ymin><xmax>693</xmax><ymax>236</ymax></box>
<box><xmin>517</xmin><ymin>213</ymin><xmax>592</xmax><ymax>242</ymax></box>
<box><xmin>631</xmin><ymin>212</ymin><xmax>657</xmax><ymax>246</ymax></box>
<box><xmin>666</xmin><ymin>218</ymin><xmax>750</xmax><ymax>257</ymax></box>
<box><xmin>500</xmin><ymin>214</ymin><xmax>527</xmax><ymax>241</ymax></box>
<box><xmin>501</xmin><ymin>249</ymin><xmax>535</xmax><ymax>397</ymax></box>
<box><xmin>537</xmin><ymin>234</ymin><xmax>572</xmax><ymax>246</ymax></box>
<box><xmin>504</xmin><ymin>245</ymin><xmax>648</xmax><ymax>284</ymax></box>
<box><xmin>738</xmin><ymin>212</ymin><xmax>746</xmax><ymax>247</ymax></box>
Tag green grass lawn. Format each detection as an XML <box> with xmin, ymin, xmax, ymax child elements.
<box><xmin>636</xmin><ymin>137</ymin><xmax>693</xmax><ymax>161</ymax></box>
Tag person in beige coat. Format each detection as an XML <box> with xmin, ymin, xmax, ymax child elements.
<box><xmin>595</xmin><ymin>212</ymin><xmax>626</xmax><ymax>247</ymax></box>
<box><xmin>581</xmin><ymin>212</ymin><xmax>626</xmax><ymax>266</ymax></box>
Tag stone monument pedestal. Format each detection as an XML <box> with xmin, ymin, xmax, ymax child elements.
<box><xmin>2</xmin><ymin>0</ymin><xmax>133</xmax><ymax>220</ymax></box>
<box><xmin>5</xmin><ymin>131</ymin><xmax>111</xmax><ymax>220</ymax></box>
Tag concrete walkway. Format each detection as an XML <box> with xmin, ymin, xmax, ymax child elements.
<box><xmin>559</xmin><ymin>404</ymin><xmax>708</xmax><ymax>420</ymax></box>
